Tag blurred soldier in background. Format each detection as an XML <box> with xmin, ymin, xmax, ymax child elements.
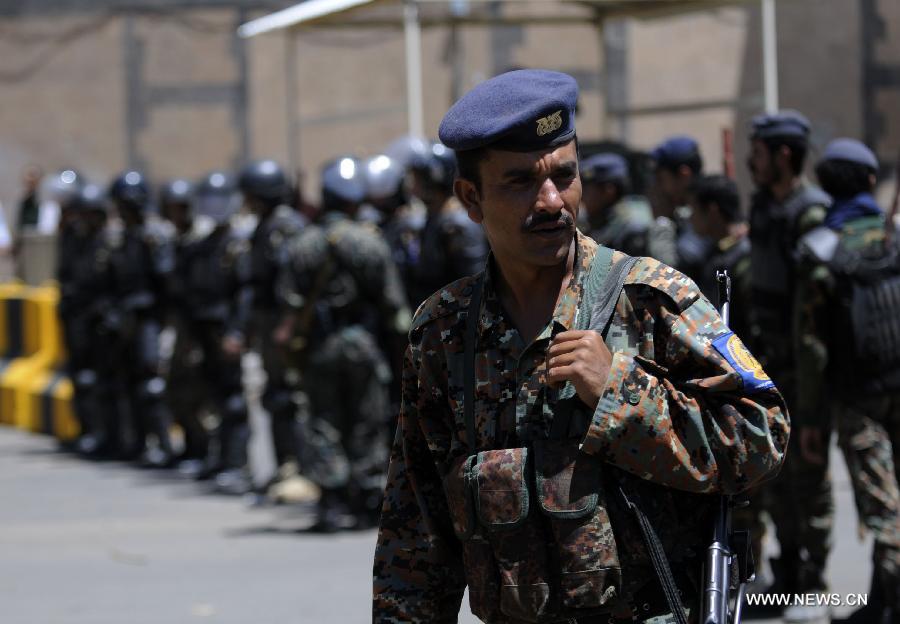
<box><xmin>579</xmin><ymin>151</ymin><xmax>652</xmax><ymax>258</ymax></box>
<box><xmin>276</xmin><ymin>156</ymin><xmax>410</xmax><ymax>531</ymax></box>
<box><xmin>407</xmin><ymin>140</ymin><xmax>487</xmax><ymax>308</ymax></box>
<box><xmin>363</xmin><ymin>152</ymin><xmax>425</xmax><ymax>299</ymax></box>
<box><xmin>688</xmin><ymin>174</ymin><xmax>752</xmax><ymax>340</ymax></box>
<box><xmin>159</xmin><ymin>178</ymin><xmax>211</xmax><ymax>473</ymax></box>
<box><xmin>796</xmin><ymin>139</ymin><xmax>900</xmax><ymax>623</ymax></box>
<box><xmin>648</xmin><ymin>135</ymin><xmax>709</xmax><ymax>277</ymax></box>
<box><xmin>57</xmin><ymin>183</ymin><xmax>113</xmax><ymax>456</ymax></box>
<box><xmin>159</xmin><ymin>179</ymin><xmax>194</xmax><ymax>238</ymax></box>
<box><xmin>746</xmin><ymin>111</ymin><xmax>834</xmax><ymax>621</ymax></box>
<box><xmin>168</xmin><ymin>172</ymin><xmax>253</xmax><ymax>494</ymax></box>
<box><xmin>105</xmin><ymin>171</ymin><xmax>177</xmax><ymax>466</ymax></box>
<box><xmin>239</xmin><ymin>159</ymin><xmax>306</xmax><ymax>490</ymax></box>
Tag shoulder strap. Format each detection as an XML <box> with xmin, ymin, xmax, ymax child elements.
<box><xmin>579</xmin><ymin>250</ymin><xmax>689</xmax><ymax>624</ymax></box>
<box><xmin>463</xmin><ymin>273</ymin><xmax>485</xmax><ymax>455</ymax></box>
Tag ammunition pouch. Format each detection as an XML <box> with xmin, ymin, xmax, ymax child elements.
<box><xmin>443</xmin><ymin>444</ymin><xmax>625</xmax><ymax>623</ymax></box>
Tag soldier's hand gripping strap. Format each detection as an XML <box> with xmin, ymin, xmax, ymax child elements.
<box><xmin>577</xmin><ymin>249</ymin><xmax>690</xmax><ymax>624</ymax></box>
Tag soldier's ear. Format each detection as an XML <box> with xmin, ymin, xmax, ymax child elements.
<box><xmin>455</xmin><ymin>178</ymin><xmax>483</xmax><ymax>224</ymax></box>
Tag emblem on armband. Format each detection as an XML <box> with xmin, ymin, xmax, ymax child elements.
<box><xmin>712</xmin><ymin>332</ymin><xmax>775</xmax><ymax>393</ymax></box>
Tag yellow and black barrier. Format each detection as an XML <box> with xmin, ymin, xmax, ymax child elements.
<box><xmin>0</xmin><ymin>282</ymin><xmax>78</xmax><ymax>441</ymax></box>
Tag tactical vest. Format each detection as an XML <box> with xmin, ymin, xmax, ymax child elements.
<box><xmin>801</xmin><ymin>221</ymin><xmax>900</xmax><ymax>398</ymax></box>
<box><xmin>443</xmin><ymin>250</ymin><xmax>709</xmax><ymax>624</ymax></box>
<box><xmin>749</xmin><ymin>185</ymin><xmax>830</xmax><ymax>368</ymax></box>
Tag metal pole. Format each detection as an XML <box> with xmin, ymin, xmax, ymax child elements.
<box><xmin>761</xmin><ymin>0</ymin><xmax>779</xmax><ymax>113</ymax></box>
<box><xmin>404</xmin><ymin>0</ymin><xmax>425</xmax><ymax>137</ymax></box>
<box><xmin>285</xmin><ymin>29</ymin><xmax>300</xmax><ymax>170</ymax></box>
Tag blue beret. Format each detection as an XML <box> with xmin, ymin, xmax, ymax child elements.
<box><xmin>822</xmin><ymin>138</ymin><xmax>879</xmax><ymax>170</ymax></box>
<box><xmin>651</xmin><ymin>136</ymin><xmax>700</xmax><ymax>166</ymax></box>
<box><xmin>580</xmin><ymin>153</ymin><xmax>628</xmax><ymax>184</ymax></box>
<box><xmin>751</xmin><ymin>110</ymin><xmax>810</xmax><ymax>140</ymax></box>
<box><xmin>438</xmin><ymin>69</ymin><xmax>578</xmax><ymax>152</ymax></box>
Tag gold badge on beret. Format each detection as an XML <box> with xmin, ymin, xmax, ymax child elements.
<box><xmin>536</xmin><ymin>110</ymin><xmax>563</xmax><ymax>137</ymax></box>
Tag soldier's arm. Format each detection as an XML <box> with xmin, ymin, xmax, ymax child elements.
<box><xmin>580</xmin><ymin>267</ymin><xmax>789</xmax><ymax>495</ymax></box>
<box><xmin>227</xmin><ymin>242</ymin><xmax>254</xmax><ymax>340</ymax></box>
<box><xmin>646</xmin><ymin>217</ymin><xmax>679</xmax><ymax>268</ymax></box>
<box><xmin>793</xmin><ymin>261</ymin><xmax>834</xmax><ymax>429</ymax></box>
<box><xmin>373</xmin><ymin>338</ymin><xmax>466</xmax><ymax>623</ymax></box>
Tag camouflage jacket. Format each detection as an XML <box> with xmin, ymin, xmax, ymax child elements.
<box><xmin>585</xmin><ymin>195</ymin><xmax>652</xmax><ymax>259</ymax></box>
<box><xmin>373</xmin><ymin>232</ymin><xmax>788</xmax><ymax>623</ymax></box>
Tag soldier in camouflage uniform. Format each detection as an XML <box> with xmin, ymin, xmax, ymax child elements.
<box><xmin>648</xmin><ymin>136</ymin><xmax>709</xmax><ymax>279</ymax></box>
<box><xmin>277</xmin><ymin>156</ymin><xmax>410</xmax><ymax>531</ymax></box>
<box><xmin>169</xmin><ymin>172</ymin><xmax>254</xmax><ymax>493</ymax></box>
<box><xmin>407</xmin><ymin>140</ymin><xmax>488</xmax><ymax>308</ymax></box>
<box><xmin>746</xmin><ymin>111</ymin><xmax>834</xmax><ymax>617</ymax></box>
<box><xmin>795</xmin><ymin>140</ymin><xmax>900</xmax><ymax>623</ymax></box>
<box><xmin>239</xmin><ymin>160</ymin><xmax>306</xmax><ymax>486</ymax></box>
<box><xmin>687</xmin><ymin>174</ymin><xmax>752</xmax><ymax>341</ymax></box>
<box><xmin>373</xmin><ymin>69</ymin><xmax>788</xmax><ymax>623</ymax></box>
<box><xmin>579</xmin><ymin>152</ymin><xmax>652</xmax><ymax>258</ymax></box>
<box><xmin>104</xmin><ymin>171</ymin><xmax>177</xmax><ymax>466</ymax></box>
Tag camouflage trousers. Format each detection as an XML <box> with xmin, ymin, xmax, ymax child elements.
<box><xmin>834</xmin><ymin>394</ymin><xmax>900</xmax><ymax>610</ymax></box>
<box><xmin>301</xmin><ymin>325</ymin><xmax>391</xmax><ymax>497</ymax></box>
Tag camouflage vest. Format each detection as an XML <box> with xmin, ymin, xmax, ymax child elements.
<box><xmin>442</xmin><ymin>248</ymin><xmax>708</xmax><ymax>623</ymax></box>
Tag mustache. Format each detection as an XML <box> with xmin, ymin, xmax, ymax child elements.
<box><xmin>522</xmin><ymin>212</ymin><xmax>575</xmax><ymax>232</ymax></box>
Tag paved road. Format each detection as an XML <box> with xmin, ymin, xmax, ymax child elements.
<box><xmin>0</xmin><ymin>426</ymin><xmax>871</xmax><ymax>624</ymax></box>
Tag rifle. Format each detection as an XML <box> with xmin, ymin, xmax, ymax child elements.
<box><xmin>701</xmin><ymin>270</ymin><xmax>755</xmax><ymax>624</ymax></box>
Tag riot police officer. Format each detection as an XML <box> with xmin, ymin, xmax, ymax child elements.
<box><xmin>169</xmin><ymin>171</ymin><xmax>253</xmax><ymax>494</ymax></box>
<box><xmin>277</xmin><ymin>156</ymin><xmax>410</xmax><ymax>531</ymax></box>
<box><xmin>105</xmin><ymin>171</ymin><xmax>177</xmax><ymax>466</ymax></box>
<box><xmin>239</xmin><ymin>159</ymin><xmax>306</xmax><ymax>489</ymax></box>
<box><xmin>363</xmin><ymin>153</ymin><xmax>425</xmax><ymax>300</ymax></box>
<box><xmin>407</xmin><ymin>140</ymin><xmax>487</xmax><ymax>307</ymax></box>
<box><xmin>57</xmin><ymin>183</ymin><xmax>114</xmax><ymax>456</ymax></box>
<box><xmin>159</xmin><ymin>179</ymin><xmax>194</xmax><ymax>237</ymax></box>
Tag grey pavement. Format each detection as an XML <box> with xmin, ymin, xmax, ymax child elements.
<box><xmin>0</xmin><ymin>425</ymin><xmax>872</xmax><ymax>624</ymax></box>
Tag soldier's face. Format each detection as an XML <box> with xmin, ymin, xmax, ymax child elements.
<box><xmin>748</xmin><ymin>139</ymin><xmax>775</xmax><ymax>187</ymax></box>
<box><xmin>457</xmin><ymin>140</ymin><xmax>580</xmax><ymax>268</ymax></box>
<box><xmin>582</xmin><ymin>181</ymin><xmax>618</xmax><ymax>218</ymax></box>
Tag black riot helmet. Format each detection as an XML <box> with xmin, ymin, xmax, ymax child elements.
<box><xmin>42</xmin><ymin>169</ymin><xmax>83</xmax><ymax>210</ymax></box>
<box><xmin>72</xmin><ymin>183</ymin><xmax>109</xmax><ymax>214</ymax></box>
<box><xmin>238</xmin><ymin>159</ymin><xmax>289</xmax><ymax>206</ymax></box>
<box><xmin>109</xmin><ymin>170</ymin><xmax>151</xmax><ymax>210</ymax></box>
<box><xmin>196</xmin><ymin>170</ymin><xmax>241</xmax><ymax>225</ymax></box>
<box><xmin>410</xmin><ymin>141</ymin><xmax>457</xmax><ymax>193</ymax></box>
<box><xmin>160</xmin><ymin>179</ymin><xmax>194</xmax><ymax>207</ymax></box>
<box><xmin>321</xmin><ymin>156</ymin><xmax>367</xmax><ymax>213</ymax></box>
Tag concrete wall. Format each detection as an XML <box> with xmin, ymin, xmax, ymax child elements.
<box><xmin>0</xmin><ymin>0</ymin><xmax>897</xmax><ymax>232</ymax></box>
